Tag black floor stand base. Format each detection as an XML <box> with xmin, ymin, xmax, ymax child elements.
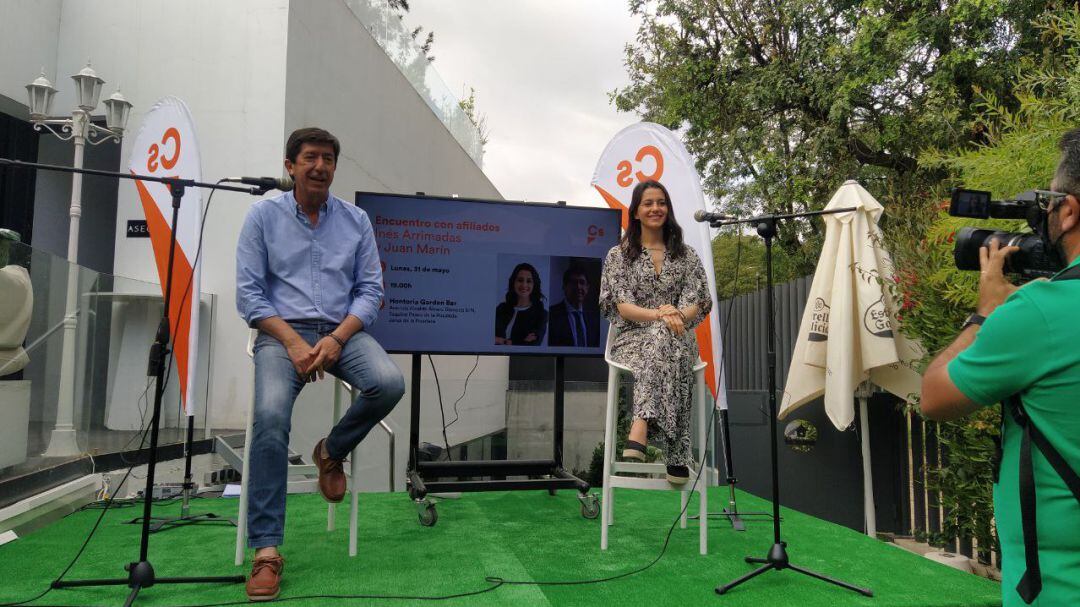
<box><xmin>52</xmin><ymin>561</ymin><xmax>245</xmax><ymax>607</ymax></box>
<box><xmin>715</xmin><ymin>542</ymin><xmax>873</xmax><ymax>597</ymax></box>
<box><xmin>125</xmin><ymin>512</ymin><xmax>237</xmax><ymax>533</ymax></box>
<box><xmin>690</xmin><ymin>508</ymin><xmax>775</xmax><ymax>531</ymax></box>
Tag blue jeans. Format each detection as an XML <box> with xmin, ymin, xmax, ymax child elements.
<box><xmin>247</xmin><ymin>320</ymin><xmax>405</xmax><ymax>549</ymax></box>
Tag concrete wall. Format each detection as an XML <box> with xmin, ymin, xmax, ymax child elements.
<box><xmin>506</xmin><ymin>384</ymin><xmax>607</xmax><ymax>475</ymax></box>
<box><xmin>0</xmin><ymin>0</ymin><xmax>62</xmax><ymax>117</ymax></box>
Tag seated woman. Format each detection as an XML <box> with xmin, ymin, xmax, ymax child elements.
<box><xmin>599</xmin><ymin>180</ymin><xmax>712</xmax><ymax>484</ymax></box>
<box><xmin>494</xmin><ymin>262</ymin><xmax>548</xmax><ymax>346</ymax></box>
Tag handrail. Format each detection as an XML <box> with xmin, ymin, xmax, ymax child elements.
<box><xmin>0</xmin><ymin>313</ymin><xmax>73</xmax><ymax>376</ymax></box>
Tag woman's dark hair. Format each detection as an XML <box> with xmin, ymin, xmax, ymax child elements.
<box><xmin>621</xmin><ymin>180</ymin><xmax>685</xmax><ymax>262</ymax></box>
<box><xmin>504</xmin><ymin>263</ymin><xmax>544</xmax><ymax>307</ymax></box>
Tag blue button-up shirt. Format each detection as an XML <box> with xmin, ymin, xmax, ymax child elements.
<box><xmin>235</xmin><ymin>191</ymin><xmax>383</xmax><ymax>329</ymax></box>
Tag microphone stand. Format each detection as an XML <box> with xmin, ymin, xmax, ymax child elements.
<box><xmin>709</xmin><ymin>206</ymin><xmax>873</xmax><ymax>598</ymax></box>
<box><xmin>690</xmin><ymin>407</ymin><xmax>774</xmax><ymax>531</ymax></box>
<box><xmin>1</xmin><ymin>157</ymin><xmax>259</xmax><ymax>606</ymax></box>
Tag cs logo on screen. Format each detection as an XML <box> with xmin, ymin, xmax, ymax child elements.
<box><xmin>587</xmin><ymin>225</ymin><xmax>604</xmax><ymax>245</ymax></box>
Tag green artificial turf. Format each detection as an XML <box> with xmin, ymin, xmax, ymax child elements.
<box><xmin>0</xmin><ymin>487</ymin><xmax>1000</xmax><ymax>606</ymax></box>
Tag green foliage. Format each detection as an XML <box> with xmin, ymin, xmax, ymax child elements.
<box><xmin>711</xmin><ymin>229</ymin><xmax>804</xmax><ymax>298</ymax></box>
<box><xmin>458</xmin><ymin>86</ymin><xmax>491</xmax><ymax>149</ymax></box>
<box><xmin>884</xmin><ymin>6</ymin><xmax>1080</xmax><ymax>556</ymax></box>
<box><xmin>616</xmin><ymin>0</ymin><xmax>1048</xmax><ymax>274</ymax></box>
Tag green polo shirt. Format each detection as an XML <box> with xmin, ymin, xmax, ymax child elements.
<box><xmin>948</xmin><ymin>257</ymin><xmax>1080</xmax><ymax>606</ymax></box>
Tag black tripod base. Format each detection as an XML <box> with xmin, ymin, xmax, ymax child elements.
<box><xmin>722</xmin><ymin>508</ymin><xmax>746</xmax><ymax>531</ymax></box>
<box><xmin>126</xmin><ymin>512</ymin><xmax>238</xmax><ymax>533</ymax></box>
<box><xmin>715</xmin><ymin>543</ymin><xmax>872</xmax><ymax>597</ymax></box>
<box><xmin>52</xmin><ymin>560</ymin><xmax>245</xmax><ymax>607</ymax></box>
<box><xmin>692</xmin><ymin>509</ymin><xmax>775</xmax><ymax>531</ymax></box>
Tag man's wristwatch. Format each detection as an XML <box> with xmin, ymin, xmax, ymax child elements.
<box><xmin>961</xmin><ymin>313</ymin><xmax>986</xmax><ymax>331</ymax></box>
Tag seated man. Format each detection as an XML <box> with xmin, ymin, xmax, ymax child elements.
<box><xmin>235</xmin><ymin>127</ymin><xmax>405</xmax><ymax>601</ymax></box>
<box><xmin>548</xmin><ymin>264</ymin><xmax>600</xmax><ymax>347</ymax></box>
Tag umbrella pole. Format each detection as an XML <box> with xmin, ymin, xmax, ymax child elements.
<box><xmin>715</xmin><ymin>211</ymin><xmax>872</xmax><ymax>598</ymax></box>
<box><xmin>859</xmin><ymin>395</ymin><xmax>877</xmax><ymax>537</ymax></box>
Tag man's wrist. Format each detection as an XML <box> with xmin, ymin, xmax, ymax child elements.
<box><xmin>961</xmin><ymin>312</ymin><xmax>986</xmax><ymax>331</ymax></box>
<box><xmin>328</xmin><ymin>333</ymin><xmax>347</xmax><ymax>348</ymax></box>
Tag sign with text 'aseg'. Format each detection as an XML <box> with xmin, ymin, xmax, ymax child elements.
<box><xmin>356</xmin><ymin>192</ymin><xmax>620</xmax><ymax>356</ymax></box>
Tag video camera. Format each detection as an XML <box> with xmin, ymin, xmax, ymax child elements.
<box><xmin>948</xmin><ymin>188</ymin><xmax>1066</xmax><ymax>279</ymax></box>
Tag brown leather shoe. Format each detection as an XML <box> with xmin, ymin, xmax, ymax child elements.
<box><xmin>312</xmin><ymin>438</ymin><xmax>346</xmax><ymax>503</ymax></box>
<box><xmin>246</xmin><ymin>554</ymin><xmax>284</xmax><ymax>602</ymax></box>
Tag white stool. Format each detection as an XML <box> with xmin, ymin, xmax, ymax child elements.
<box><xmin>235</xmin><ymin>330</ymin><xmax>361</xmax><ymax>565</ymax></box>
<box><xmin>600</xmin><ymin>326</ymin><xmax>709</xmax><ymax>554</ymax></box>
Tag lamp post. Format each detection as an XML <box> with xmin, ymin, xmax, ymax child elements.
<box><xmin>28</xmin><ymin>62</ymin><xmax>132</xmax><ymax>457</ymax></box>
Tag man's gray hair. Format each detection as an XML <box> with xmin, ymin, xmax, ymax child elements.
<box><xmin>1054</xmin><ymin>128</ymin><xmax>1080</xmax><ymax>197</ymax></box>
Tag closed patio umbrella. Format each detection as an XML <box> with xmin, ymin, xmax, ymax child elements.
<box><xmin>779</xmin><ymin>180</ymin><xmax>923</xmax><ymax>535</ymax></box>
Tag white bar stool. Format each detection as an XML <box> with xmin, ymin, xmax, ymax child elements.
<box><xmin>600</xmin><ymin>326</ymin><xmax>709</xmax><ymax>554</ymax></box>
<box><xmin>235</xmin><ymin>329</ymin><xmax>361</xmax><ymax>565</ymax></box>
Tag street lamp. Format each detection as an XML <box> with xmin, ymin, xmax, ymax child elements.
<box><xmin>28</xmin><ymin>62</ymin><xmax>132</xmax><ymax>457</ymax></box>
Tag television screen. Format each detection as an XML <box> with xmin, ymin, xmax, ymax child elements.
<box><xmin>356</xmin><ymin>192</ymin><xmax>622</xmax><ymax>356</ymax></box>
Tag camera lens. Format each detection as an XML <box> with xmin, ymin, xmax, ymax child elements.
<box><xmin>953</xmin><ymin>227</ymin><xmax>1060</xmax><ymax>277</ymax></box>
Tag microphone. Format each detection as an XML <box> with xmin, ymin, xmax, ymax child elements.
<box><xmin>693</xmin><ymin>209</ymin><xmax>736</xmax><ymax>223</ymax></box>
<box><xmin>223</xmin><ymin>175</ymin><xmax>294</xmax><ymax>192</ymax></box>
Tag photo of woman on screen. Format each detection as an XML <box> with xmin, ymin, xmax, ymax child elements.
<box><xmin>494</xmin><ymin>263</ymin><xmax>547</xmax><ymax>346</ymax></box>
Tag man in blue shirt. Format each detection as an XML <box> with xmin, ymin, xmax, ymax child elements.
<box><xmin>236</xmin><ymin>127</ymin><xmax>404</xmax><ymax>601</ymax></box>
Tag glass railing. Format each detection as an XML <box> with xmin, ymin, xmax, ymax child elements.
<box><xmin>0</xmin><ymin>240</ymin><xmax>216</xmax><ymax>500</ymax></box>
<box><xmin>343</xmin><ymin>0</ymin><xmax>485</xmax><ymax>167</ymax></box>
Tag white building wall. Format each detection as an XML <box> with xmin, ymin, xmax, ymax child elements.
<box><xmin>0</xmin><ymin>0</ymin><xmax>62</xmax><ymax>116</ymax></box>
<box><xmin>281</xmin><ymin>1</ymin><xmax>508</xmax><ymax>491</ymax></box>
<box><xmin>62</xmin><ymin>0</ymin><xmax>292</xmax><ymax>432</ymax></box>
<box><xmin>2</xmin><ymin>0</ymin><xmax>509</xmax><ymax>492</ymax></box>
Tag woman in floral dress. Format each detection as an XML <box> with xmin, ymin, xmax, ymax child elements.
<box><xmin>599</xmin><ymin>180</ymin><xmax>712</xmax><ymax>484</ymax></box>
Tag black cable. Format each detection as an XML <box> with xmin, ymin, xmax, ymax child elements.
<box><xmin>426</xmin><ymin>354</ymin><xmax>452</xmax><ymax>461</ymax></box>
<box><xmin>4</xmin><ymin>204</ymin><xmax>748</xmax><ymax>606</ymax></box>
<box><xmin>0</xmin><ymin>416</ymin><xmax>155</xmax><ymax>607</ymax></box>
<box><xmin>167</xmin><ymin>182</ymin><xmax>219</xmax><ymax>421</ymax></box>
<box><xmin>0</xmin><ymin>181</ymin><xmax>222</xmax><ymax>607</ymax></box>
<box><xmin>481</xmin><ymin>230</ymin><xmax>746</xmax><ymax>590</ymax></box>
<box><xmin>445</xmin><ymin>355</ymin><xmax>479</xmax><ymax>429</ymax></box>
<box><xmin>488</xmin><ymin>390</ymin><xmax>720</xmax><ymax>590</ymax></box>
<box><xmin>6</xmin><ymin>578</ymin><xmax>508</xmax><ymax>607</ymax></box>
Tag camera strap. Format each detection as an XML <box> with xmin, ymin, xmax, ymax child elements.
<box><xmin>994</xmin><ymin>262</ymin><xmax>1080</xmax><ymax>604</ymax></box>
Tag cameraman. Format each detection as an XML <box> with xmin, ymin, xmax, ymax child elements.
<box><xmin>921</xmin><ymin>129</ymin><xmax>1080</xmax><ymax>606</ymax></box>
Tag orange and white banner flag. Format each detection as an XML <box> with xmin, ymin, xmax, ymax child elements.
<box><xmin>591</xmin><ymin>122</ymin><xmax>728</xmax><ymax>409</ymax></box>
<box><xmin>128</xmin><ymin>97</ymin><xmax>203</xmax><ymax>416</ymax></box>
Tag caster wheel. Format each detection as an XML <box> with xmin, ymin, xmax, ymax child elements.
<box><xmin>580</xmin><ymin>495</ymin><xmax>600</xmax><ymax>519</ymax></box>
<box><xmin>418</xmin><ymin>503</ymin><xmax>438</xmax><ymax>527</ymax></box>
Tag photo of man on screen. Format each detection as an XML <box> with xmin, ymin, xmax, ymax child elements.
<box><xmin>548</xmin><ymin>263</ymin><xmax>601</xmax><ymax>347</ymax></box>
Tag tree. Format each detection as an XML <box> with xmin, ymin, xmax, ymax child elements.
<box><xmin>458</xmin><ymin>86</ymin><xmax>491</xmax><ymax>149</ymax></box>
<box><xmin>711</xmin><ymin>229</ymin><xmax>802</xmax><ymax>298</ymax></box>
<box><xmin>615</xmin><ymin>0</ymin><xmax>1048</xmax><ymax>273</ymax></box>
<box><xmin>883</xmin><ymin>6</ymin><xmax>1080</xmax><ymax>562</ymax></box>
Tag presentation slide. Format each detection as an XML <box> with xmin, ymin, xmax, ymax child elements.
<box><xmin>356</xmin><ymin>192</ymin><xmax>621</xmax><ymax>355</ymax></box>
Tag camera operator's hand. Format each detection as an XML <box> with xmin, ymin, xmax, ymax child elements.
<box><xmin>977</xmin><ymin>239</ymin><xmax>1020</xmax><ymax>316</ymax></box>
